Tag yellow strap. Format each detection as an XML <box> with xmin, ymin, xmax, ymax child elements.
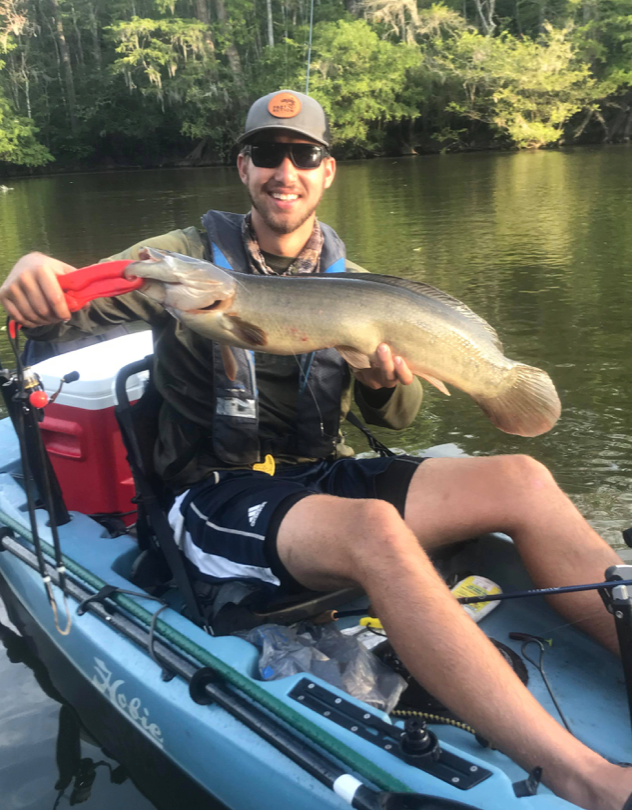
<box><xmin>359</xmin><ymin>616</ymin><xmax>383</xmax><ymax>630</ymax></box>
<box><xmin>252</xmin><ymin>454</ymin><xmax>275</xmax><ymax>476</ymax></box>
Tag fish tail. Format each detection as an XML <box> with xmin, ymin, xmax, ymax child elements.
<box><xmin>473</xmin><ymin>364</ymin><xmax>562</xmax><ymax>437</ymax></box>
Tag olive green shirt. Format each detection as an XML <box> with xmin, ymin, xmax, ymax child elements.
<box><xmin>26</xmin><ymin>227</ymin><xmax>423</xmax><ymax>491</ymax></box>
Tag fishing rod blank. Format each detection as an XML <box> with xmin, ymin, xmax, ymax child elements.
<box><xmin>455</xmin><ymin>578</ymin><xmax>632</xmax><ymax>605</ymax></box>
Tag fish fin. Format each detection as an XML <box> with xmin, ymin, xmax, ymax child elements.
<box><xmin>418</xmin><ymin>373</ymin><xmax>451</xmax><ymax>396</ymax></box>
<box><xmin>225</xmin><ymin>314</ymin><xmax>268</xmax><ymax>347</ymax></box>
<box><xmin>335</xmin><ymin>346</ymin><xmax>372</xmax><ymax>368</ymax></box>
<box><xmin>318</xmin><ymin>272</ymin><xmax>503</xmax><ymax>352</ymax></box>
<box><xmin>137</xmin><ymin>246</ymin><xmax>166</xmax><ymax>262</ymax></box>
<box><xmin>473</xmin><ymin>364</ymin><xmax>562</xmax><ymax>437</ymax></box>
<box><xmin>220</xmin><ymin>344</ymin><xmax>238</xmax><ymax>381</ymax></box>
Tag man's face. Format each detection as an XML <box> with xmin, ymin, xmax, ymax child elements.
<box><xmin>237</xmin><ymin>133</ymin><xmax>336</xmax><ymax>236</ymax></box>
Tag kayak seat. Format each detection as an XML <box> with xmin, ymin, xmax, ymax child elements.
<box><xmin>114</xmin><ymin>356</ymin><xmax>362</xmax><ymax>635</ymax></box>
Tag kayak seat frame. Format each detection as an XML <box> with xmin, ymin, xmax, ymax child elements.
<box><xmin>114</xmin><ymin>356</ymin><xmax>362</xmax><ymax>635</ymax></box>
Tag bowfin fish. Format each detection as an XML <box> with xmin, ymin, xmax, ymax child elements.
<box><xmin>125</xmin><ymin>250</ymin><xmax>561</xmax><ymax>437</ymax></box>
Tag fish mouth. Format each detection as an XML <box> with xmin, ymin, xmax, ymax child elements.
<box><xmin>134</xmin><ymin>276</ymin><xmax>235</xmax><ymax>313</ymax></box>
<box><xmin>174</xmin><ymin>291</ymin><xmax>235</xmax><ymax>314</ymax></box>
<box><xmin>188</xmin><ymin>297</ymin><xmax>234</xmax><ymax>314</ymax></box>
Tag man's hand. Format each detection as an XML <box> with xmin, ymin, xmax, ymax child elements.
<box><xmin>352</xmin><ymin>343</ymin><xmax>414</xmax><ymax>390</ymax></box>
<box><xmin>0</xmin><ymin>252</ymin><xmax>75</xmax><ymax>328</ymax></box>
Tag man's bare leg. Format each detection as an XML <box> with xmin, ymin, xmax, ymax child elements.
<box><xmin>404</xmin><ymin>455</ymin><xmax>622</xmax><ymax>653</ymax></box>
<box><xmin>277</xmin><ymin>493</ymin><xmax>631</xmax><ymax>810</ymax></box>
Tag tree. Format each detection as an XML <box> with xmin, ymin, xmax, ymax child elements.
<box><xmin>50</xmin><ymin>0</ymin><xmax>79</xmax><ymax>134</ymax></box>
<box><xmin>432</xmin><ymin>24</ymin><xmax>597</xmax><ymax>147</ymax></box>
<box><xmin>0</xmin><ymin>71</ymin><xmax>53</xmax><ymax>165</ymax></box>
<box><xmin>299</xmin><ymin>18</ymin><xmax>421</xmax><ymax>151</ymax></box>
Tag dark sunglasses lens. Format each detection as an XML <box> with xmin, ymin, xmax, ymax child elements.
<box><xmin>290</xmin><ymin>144</ymin><xmax>325</xmax><ymax>168</ymax></box>
<box><xmin>250</xmin><ymin>144</ymin><xmax>286</xmax><ymax>168</ymax></box>
<box><xmin>249</xmin><ymin>143</ymin><xmax>326</xmax><ymax>169</ymax></box>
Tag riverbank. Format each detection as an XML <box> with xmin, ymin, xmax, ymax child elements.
<box><xmin>3</xmin><ymin>137</ymin><xmax>630</xmax><ymax>180</ymax></box>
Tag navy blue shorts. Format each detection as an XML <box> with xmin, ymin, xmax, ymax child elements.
<box><xmin>168</xmin><ymin>456</ymin><xmax>425</xmax><ymax>592</ymax></box>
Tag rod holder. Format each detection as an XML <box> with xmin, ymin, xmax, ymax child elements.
<box><xmin>601</xmin><ymin>564</ymin><xmax>632</xmax><ymax>736</ymax></box>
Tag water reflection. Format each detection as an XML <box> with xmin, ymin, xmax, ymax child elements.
<box><xmin>0</xmin><ymin>601</ymin><xmax>155</xmax><ymax>809</ymax></box>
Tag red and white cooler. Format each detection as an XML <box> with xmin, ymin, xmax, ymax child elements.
<box><xmin>31</xmin><ymin>331</ymin><xmax>153</xmax><ymax>520</ymax></box>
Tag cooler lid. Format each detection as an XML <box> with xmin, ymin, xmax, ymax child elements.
<box><xmin>31</xmin><ymin>330</ymin><xmax>153</xmax><ymax>410</ymax></box>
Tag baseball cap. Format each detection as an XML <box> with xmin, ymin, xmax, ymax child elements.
<box><xmin>238</xmin><ymin>90</ymin><xmax>331</xmax><ymax>148</ymax></box>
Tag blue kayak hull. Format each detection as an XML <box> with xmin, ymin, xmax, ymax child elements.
<box><xmin>0</xmin><ymin>413</ymin><xmax>629</xmax><ymax>810</ymax></box>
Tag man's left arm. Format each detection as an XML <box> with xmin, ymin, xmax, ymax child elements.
<box><xmin>353</xmin><ymin>344</ymin><xmax>423</xmax><ymax>430</ymax></box>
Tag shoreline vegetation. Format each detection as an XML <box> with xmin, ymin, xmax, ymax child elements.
<box><xmin>2</xmin><ymin>0</ymin><xmax>632</xmax><ymax>178</ymax></box>
<box><xmin>2</xmin><ymin>140</ymin><xmax>629</xmax><ymax>182</ymax></box>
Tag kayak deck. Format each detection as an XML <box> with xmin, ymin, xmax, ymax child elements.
<box><xmin>0</xmin><ymin>415</ymin><xmax>629</xmax><ymax>810</ymax></box>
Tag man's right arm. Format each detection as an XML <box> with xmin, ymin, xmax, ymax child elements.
<box><xmin>0</xmin><ymin>227</ymin><xmax>206</xmax><ymax>341</ymax></box>
<box><xmin>0</xmin><ymin>252</ymin><xmax>74</xmax><ymax>328</ymax></box>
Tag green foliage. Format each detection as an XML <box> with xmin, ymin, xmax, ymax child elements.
<box><xmin>0</xmin><ymin>91</ymin><xmax>52</xmax><ymax>166</ymax></box>
<box><xmin>108</xmin><ymin>16</ymin><xmax>212</xmax><ymax>99</ymax></box>
<box><xmin>299</xmin><ymin>19</ymin><xmax>422</xmax><ymax>151</ymax></box>
<box><xmin>0</xmin><ymin>51</ymin><xmax>52</xmax><ymax>167</ymax></box>
<box><xmin>1</xmin><ymin>0</ymin><xmax>632</xmax><ymax>170</ymax></box>
<box><xmin>432</xmin><ymin>24</ymin><xmax>596</xmax><ymax>146</ymax></box>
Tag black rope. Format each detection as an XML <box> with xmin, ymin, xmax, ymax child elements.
<box><xmin>75</xmin><ymin>583</ymin><xmax>173</xmax><ymax>674</ymax></box>
<box><xmin>148</xmin><ymin>603</ymin><xmax>171</xmax><ymax>668</ymax></box>
<box><xmin>510</xmin><ymin>633</ymin><xmax>572</xmax><ymax>733</ymax></box>
<box><xmin>345</xmin><ymin>410</ymin><xmax>396</xmax><ymax>457</ymax></box>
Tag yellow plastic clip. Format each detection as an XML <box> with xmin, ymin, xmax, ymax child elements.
<box><xmin>252</xmin><ymin>454</ymin><xmax>275</xmax><ymax>476</ymax></box>
<box><xmin>359</xmin><ymin>617</ymin><xmax>383</xmax><ymax>630</ymax></box>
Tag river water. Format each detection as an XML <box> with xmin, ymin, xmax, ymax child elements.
<box><xmin>1</xmin><ymin>147</ymin><xmax>632</xmax><ymax>806</ymax></box>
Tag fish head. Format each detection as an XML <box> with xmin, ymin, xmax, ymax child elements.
<box><xmin>124</xmin><ymin>247</ymin><xmax>237</xmax><ymax>318</ymax></box>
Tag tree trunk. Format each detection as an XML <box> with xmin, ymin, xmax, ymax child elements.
<box><xmin>573</xmin><ymin>108</ymin><xmax>593</xmax><ymax>140</ymax></box>
<box><xmin>194</xmin><ymin>0</ymin><xmax>215</xmax><ymax>50</ymax></box>
<box><xmin>514</xmin><ymin>0</ymin><xmax>522</xmax><ymax>34</ymax></box>
<box><xmin>472</xmin><ymin>0</ymin><xmax>495</xmax><ymax>35</ymax></box>
<box><xmin>50</xmin><ymin>0</ymin><xmax>78</xmax><ymax>133</ymax></box>
<box><xmin>195</xmin><ymin>0</ymin><xmax>211</xmax><ymax>24</ymax></box>
<box><xmin>266</xmin><ymin>0</ymin><xmax>274</xmax><ymax>46</ymax></box>
<box><xmin>214</xmin><ymin>0</ymin><xmax>244</xmax><ymax>87</ymax></box>
<box><xmin>86</xmin><ymin>1</ymin><xmax>101</xmax><ymax>70</ymax></box>
<box><xmin>70</xmin><ymin>1</ymin><xmax>85</xmax><ymax>79</ymax></box>
<box><xmin>624</xmin><ymin>107</ymin><xmax>632</xmax><ymax>143</ymax></box>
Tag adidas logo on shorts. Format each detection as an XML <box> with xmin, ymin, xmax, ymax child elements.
<box><xmin>248</xmin><ymin>501</ymin><xmax>267</xmax><ymax>527</ymax></box>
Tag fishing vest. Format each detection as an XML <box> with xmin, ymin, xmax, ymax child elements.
<box><xmin>201</xmin><ymin>209</ymin><xmax>350</xmax><ymax>465</ymax></box>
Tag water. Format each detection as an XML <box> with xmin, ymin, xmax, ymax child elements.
<box><xmin>1</xmin><ymin>147</ymin><xmax>632</xmax><ymax>805</ymax></box>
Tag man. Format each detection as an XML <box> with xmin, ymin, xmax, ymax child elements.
<box><xmin>1</xmin><ymin>90</ymin><xmax>631</xmax><ymax>810</ymax></box>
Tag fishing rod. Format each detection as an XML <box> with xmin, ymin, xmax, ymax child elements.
<box><xmin>0</xmin><ymin>533</ymin><xmax>482</xmax><ymax>810</ymax></box>
<box><xmin>333</xmin><ymin>577</ymin><xmax>632</xmax><ymax>620</ymax></box>
<box><xmin>2</xmin><ymin>319</ymin><xmax>72</xmax><ymax>633</ymax></box>
<box><xmin>457</xmin><ymin>578</ymin><xmax>632</xmax><ymax>605</ymax></box>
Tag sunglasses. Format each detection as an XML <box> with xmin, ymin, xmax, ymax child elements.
<box><xmin>243</xmin><ymin>142</ymin><xmax>330</xmax><ymax>170</ymax></box>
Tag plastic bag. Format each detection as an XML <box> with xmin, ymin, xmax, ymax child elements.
<box><xmin>241</xmin><ymin>623</ymin><xmax>406</xmax><ymax>713</ymax></box>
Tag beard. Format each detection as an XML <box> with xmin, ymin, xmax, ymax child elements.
<box><xmin>247</xmin><ymin>180</ymin><xmax>324</xmax><ymax>235</ymax></box>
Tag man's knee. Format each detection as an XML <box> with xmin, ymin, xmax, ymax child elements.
<box><xmin>491</xmin><ymin>454</ymin><xmax>556</xmax><ymax>495</ymax></box>
<box><xmin>277</xmin><ymin>495</ymin><xmax>417</xmax><ymax>591</ymax></box>
<box><xmin>347</xmin><ymin>498</ymin><xmax>421</xmax><ymax>572</ymax></box>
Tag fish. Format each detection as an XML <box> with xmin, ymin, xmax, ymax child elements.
<box><xmin>124</xmin><ymin>247</ymin><xmax>562</xmax><ymax>437</ymax></box>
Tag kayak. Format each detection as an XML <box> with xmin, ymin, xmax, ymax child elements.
<box><xmin>0</xmin><ymin>333</ymin><xmax>630</xmax><ymax>810</ymax></box>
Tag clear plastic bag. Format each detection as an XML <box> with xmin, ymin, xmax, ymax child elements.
<box><xmin>241</xmin><ymin>623</ymin><xmax>406</xmax><ymax>713</ymax></box>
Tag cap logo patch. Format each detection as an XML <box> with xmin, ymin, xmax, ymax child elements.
<box><xmin>268</xmin><ymin>92</ymin><xmax>301</xmax><ymax>119</ymax></box>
